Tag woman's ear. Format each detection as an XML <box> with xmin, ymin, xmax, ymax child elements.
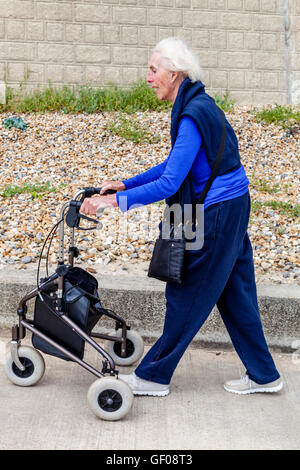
<box><xmin>169</xmin><ymin>71</ymin><xmax>179</xmax><ymax>83</ymax></box>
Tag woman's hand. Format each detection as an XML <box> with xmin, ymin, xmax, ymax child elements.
<box><xmin>80</xmin><ymin>194</ymin><xmax>118</xmax><ymax>216</ymax></box>
<box><xmin>100</xmin><ymin>180</ymin><xmax>125</xmax><ymax>195</ymax></box>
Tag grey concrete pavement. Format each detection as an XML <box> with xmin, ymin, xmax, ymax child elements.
<box><xmin>0</xmin><ymin>334</ymin><xmax>299</xmax><ymax>450</ymax></box>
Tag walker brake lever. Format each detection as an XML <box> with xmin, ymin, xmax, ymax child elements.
<box><xmin>66</xmin><ymin>200</ymin><xmax>99</xmax><ymax>230</ymax></box>
<box><xmin>66</xmin><ymin>187</ymin><xmax>116</xmax><ymax>229</ymax></box>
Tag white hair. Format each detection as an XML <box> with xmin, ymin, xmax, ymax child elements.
<box><xmin>153</xmin><ymin>37</ymin><xmax>202</xmax><ymax>83</ymax></box>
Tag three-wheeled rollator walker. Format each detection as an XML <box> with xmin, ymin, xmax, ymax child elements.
<box><xmin>4</xmin><ymin>187</ymin><xmax>144</xmax><ymax>421</ymax></box>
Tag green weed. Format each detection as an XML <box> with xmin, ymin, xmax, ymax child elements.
<box><xmin>274</xmin><ymin>226</ymin><xmax>287</xmax><ymax>235</ymax></box>
<box><xmin>1</xmin><ymin>181</ymin><xmax>66</xmax><ymax>198</ymax></box>
<box><xmin>0</xmin><ymin>80</ymin><xmax>171</xmax><ymax>114</ymax></box>
<box><xmin>251</xmin><ymin>176</ymin><xmax>280</xmax><ymax>194</ymax></box>
<box><xmin>106</xmin><ymin>113</ymin><xmax>160</xmax><ymax>144</ymax></box>
<box><xmin>251</xmin><ymin>200</ymin><xmax>299</xmax><ymax>220</ymax></box>
<box><xmin>253</xmin><ymin>105</ymin><xmax>300</xmax><ymax>129</ymax></box>
<box><xmin>250</xmin><ymin>201</ymin><xmax>263</xmax><ymax>214</ymax></box>
<box><xmin>0</xmin><ymin>76</ymin><xmax>238</xmax><ymax>114</ymax></box>
<box><xmin>214</xmin><ymin>89</ymin><xmax>236</xmax><ymax>112</ymax></box>
<box><xmin>264</xmin><ymin>201</ymin><xmax>299</xmax><ymax>219</ymax></box>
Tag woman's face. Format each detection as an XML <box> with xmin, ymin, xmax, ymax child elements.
<box><xmin>147</xmin><ymin>52</ymin><xmax>174</xmax><ymax>102</ymax></box>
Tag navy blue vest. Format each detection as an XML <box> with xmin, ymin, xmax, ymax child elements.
<box><xmin>170</xmin><ymin>78</ymin><xmax>241</xmax><ymax>177</ymax></box>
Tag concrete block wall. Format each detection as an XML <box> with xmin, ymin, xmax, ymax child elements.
<box><xmin>0</xmin><ymin>0</ymin><xmax>299</xmax><ymax>105</ymax></box>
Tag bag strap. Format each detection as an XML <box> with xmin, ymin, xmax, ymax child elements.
<box><xmin>166</xmin><ymin>106</ymin><xmax>226</xmax><ymax>219</ymax></box>
<box><xmin>196</xmin><ymin>106</ymin><xmax>226</xmax><ymax>205</ymax></box>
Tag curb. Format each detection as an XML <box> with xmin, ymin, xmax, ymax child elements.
<box><xmin>0</xmin><ymin>268</ymin><xmax>299</xmax><ymax>350</ymax></box>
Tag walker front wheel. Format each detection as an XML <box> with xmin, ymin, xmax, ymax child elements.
<box><xmin>87</xmin><ymin>376</ymin><xmax>133</xmax><ymax>421</ymax></box>
<box><xmin>4</xmin><ymin>345</ymin><xmax>45</xmax><ymax>387</ymax></box>
<box><xmin>106</xmin><ymin>329</ymin><xmax>144</xmax><ymax>366</ymax></box>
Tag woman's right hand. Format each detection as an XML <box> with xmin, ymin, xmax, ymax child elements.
<box><xmin>100</xmin><ymin>180</ymin><xmax>126</xmax><ymax>195</ymax></box>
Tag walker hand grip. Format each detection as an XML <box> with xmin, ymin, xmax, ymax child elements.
<box><xmin>83</xmin><ymin>187</ymin><xmax>100</xmax><ymax>198</ymax></box>
<box><xmin>99</xmin><ymin>188</ymin><xmax>117</xmax><ymax>195</ymax></box>
<box><xmin>83</xmin><ymin>187</ymin><xmax>117</xmax><ymax>197</ymax></box>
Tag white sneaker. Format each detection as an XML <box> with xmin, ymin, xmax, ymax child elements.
<box><xmin>224</xmin><ymin>373</ymin><xmax>283</xmax><ymax>395</ymax></box>
<box><xmin>118</xmin><ymin>372</ymin><xmax>170</xmax><ymax>397</ymax></box>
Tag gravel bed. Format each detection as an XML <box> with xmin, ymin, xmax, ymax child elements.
<box><xmin>0</xmin><ymin>108</ymin><xmax>299</xmax><ymax>286</ymax></box>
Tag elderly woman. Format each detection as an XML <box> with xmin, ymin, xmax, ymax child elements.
<box><xmin>81</xmin><ymin>38</ymin><xmax>282</xmax><ymax>397</ymax></box>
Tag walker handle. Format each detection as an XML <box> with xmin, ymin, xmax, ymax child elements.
<box><xmin>82</xmin><ymin>187</ymin><xmax>117</xmax><ymax>197</ymax></box>
<box><xmin>99</xmin><ymin>188</ymin><xmax>117</xmax><ymax>195</ymax></box>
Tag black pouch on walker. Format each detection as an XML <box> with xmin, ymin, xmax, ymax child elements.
<box><xmin>32</xmin><ymin>267</ymin><xmax>102</xmax><ymax>361</ymax></box>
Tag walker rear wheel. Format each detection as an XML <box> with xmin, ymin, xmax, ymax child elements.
<box><xmin>87</xmin><ymin>376</ymin><xmax>133</xmax><ymax>421</ymax></box>
<box><xmin>106</xmin><ymin>329</ymin><xmax>144</xmax><ymax>366</ymax></box>
<box><xmin>4</xmin><ymin>346</ymin><xmax>45</xmax><ymax>387</ymax></box>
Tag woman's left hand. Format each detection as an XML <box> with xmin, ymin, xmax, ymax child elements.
<box><xmin>80</xmin><ymin>194</ymin><xmax>118</xmax><ymax>216</ymax></box>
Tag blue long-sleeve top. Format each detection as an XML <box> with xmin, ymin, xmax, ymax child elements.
<box><xmin>116</xmin><ymin>117</ymin><xmax>249</xmax><ymax>212</ymax></box>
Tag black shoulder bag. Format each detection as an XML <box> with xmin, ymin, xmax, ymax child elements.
<box><xmin>148</xmin><ymin>107</ymin><xmax>226</xmax><ymax>284</ymax></box>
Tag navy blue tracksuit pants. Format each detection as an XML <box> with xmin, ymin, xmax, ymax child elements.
<box><xmin>135</xmin><ymin>192</ymin><xmax>280</xmax><ymax>385</ymax></box>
